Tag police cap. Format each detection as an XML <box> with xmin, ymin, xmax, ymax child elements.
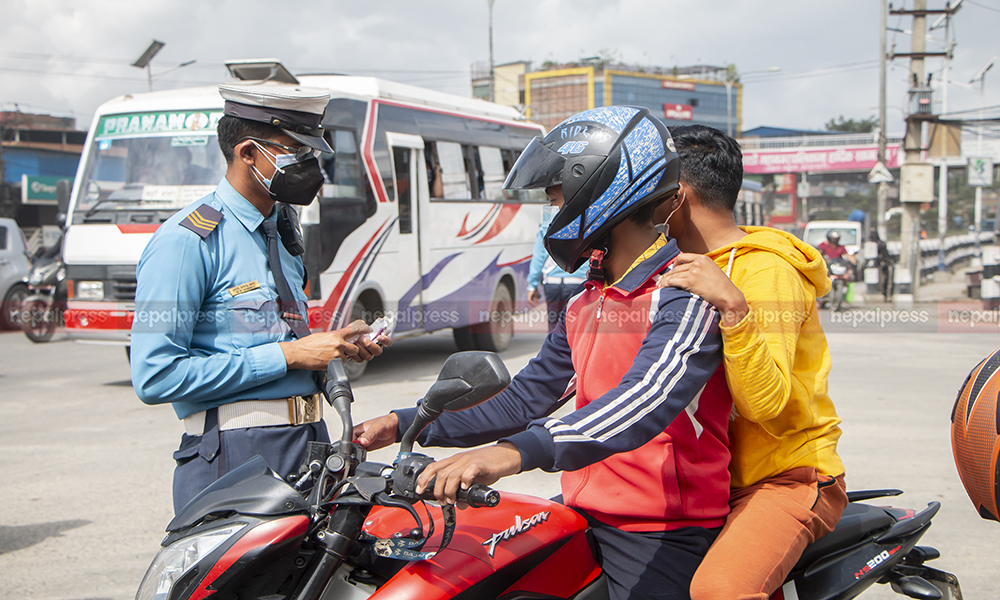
<box><xmin>219</xmin><ymin>83</ymin><xmax>334</xmax><ymax>153</ymax></box>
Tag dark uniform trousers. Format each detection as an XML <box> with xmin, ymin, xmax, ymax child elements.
<box><xmin>172</xmin><ymin>407</ymin><xmax>330</xmax><ymax>514</ymax></box>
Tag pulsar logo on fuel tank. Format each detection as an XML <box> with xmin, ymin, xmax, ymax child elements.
<box><xmin>482</xmin><ymin>511</ymin><xmax>550</xmax><ymax>557</ymax></box>
<box><xmin>854</xmin><ymin>545</ymin><xmax>901</xmax><ymax>579</ymax></box>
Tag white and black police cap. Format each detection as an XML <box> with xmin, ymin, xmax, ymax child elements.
<box><xmin>219</xmin><ymin>83</ymin><xmax>334</xmax><ymax>153</ymax></box>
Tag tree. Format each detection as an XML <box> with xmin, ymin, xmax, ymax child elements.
<box><xmin>825</xmin><ymin>115</ymin><xmax>878</xmax><ymax>133</ymax></box>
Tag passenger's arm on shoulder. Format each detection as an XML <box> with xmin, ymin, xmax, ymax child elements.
<box><xmin>657</xmin><ymin>253</ymin><xmax>748</xmax><ymax>327</ymax></box>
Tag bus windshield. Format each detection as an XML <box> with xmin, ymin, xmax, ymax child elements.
<box><xmin>75</xmin><ymin>109</ymin><xmax>229</xmax><ymax>218</ymax></box>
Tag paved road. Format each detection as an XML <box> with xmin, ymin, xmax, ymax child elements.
<box><xmin>0</xmin><ymin>319</ymin><xmax>997</xmax><ymax>598</ymax></box>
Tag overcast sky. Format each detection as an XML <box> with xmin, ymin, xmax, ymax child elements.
<box><xmin>3</xmin><ymin>0</ymin><xmax>999</xmax><ymax>137</ymax></box>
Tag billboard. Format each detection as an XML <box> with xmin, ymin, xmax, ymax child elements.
<box><xmin>743</xmin><ymin>144</ymin><xmax>901</xmax><ymax>175</ymax></box>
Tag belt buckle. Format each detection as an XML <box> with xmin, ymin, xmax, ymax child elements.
<box><xmin>288</xmin><ymin>394</ymin><xmax>321</xmax><ymax>426</ymax></box>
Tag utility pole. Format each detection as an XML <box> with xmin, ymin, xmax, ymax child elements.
<box><xmin>931</xmin><ymin>0</ymin><xmax>961</xmax><ymax>270</ymax></box>
<box><xmin>890</xmin><ymin>0</ymin><xmax>952</xmax><ymax>302</ymax></box>
<box><xmin>877</xmin><ymin>0</ymin><xmax>889</xmax><ymax>242</ymax></box>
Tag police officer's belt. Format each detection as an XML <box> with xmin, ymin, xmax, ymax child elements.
<box><xmin>183</xmin><ymin>395</ymin><xmax>323</xmax><ymax>436</ymax></box>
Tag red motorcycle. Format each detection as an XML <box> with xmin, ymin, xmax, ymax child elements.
<box><xmin>136</xmin><ymin>353</ymin><xmax>961</xmax><ymax>600</ymax></box>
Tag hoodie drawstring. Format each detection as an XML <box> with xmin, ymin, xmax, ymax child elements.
<box><xmin>725</xmin><ymin>248</ymin><xmax>736</xmax><ymax>278</ymax></box>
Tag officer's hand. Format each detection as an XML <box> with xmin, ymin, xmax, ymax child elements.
<box><xmin>279</xmin><ymin>320</ymin><xmax>390</xmax><ymax>370</ymax></box>
<box><xmin>353</xmin><ymin>412</ymin><xmax>399</xmax><ymax>451</ymax></box>
<box><xmin>415</xmin><ymin>443</ymin><xmax>521</xmax><ymax>506</ymax></box>
<box><xmin>528</xmin><ymin>288</ymin><xmax>541</xmax><ymax>306</ymax></box>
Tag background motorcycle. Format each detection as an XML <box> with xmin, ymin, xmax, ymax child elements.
<box><xmin>20</xmin><ymin>240</ymin><xmax>65</xmax><ymax>343</ymax></box>
<box><xmin>825</xmin><ymin>256</ymin><xmax>854</xmax><ymax>312</ymax></box>
<box><xmin>135</xmin><ymin>353</ymin><xmax>961</xmax><ymax>600</ymax></box>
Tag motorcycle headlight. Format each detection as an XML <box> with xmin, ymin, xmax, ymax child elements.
<box><xmin>135</xmin><ymin>523</ymin><xmax>246</xmax><ymax>600</ymax></box>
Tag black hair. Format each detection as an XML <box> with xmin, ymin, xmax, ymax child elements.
<box><xmin>216</xmin><ymin>115</ymin><xmax>284</xmax><ymax>163</ymax></box>
<box><xmin>669</xmin><ymin>125</ymin><xmax>743</xmax><ymax>212</ymax></box>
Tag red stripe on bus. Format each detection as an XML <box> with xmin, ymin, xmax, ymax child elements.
<box><xmin>475</xmin><ymin>204</ymin><xmax>521</xmax><ymax>244</ymax></box>
<box><xmin>320</xmin><ymin>220</ymin><xmax>390</xmax><ymax>329</ymax></box>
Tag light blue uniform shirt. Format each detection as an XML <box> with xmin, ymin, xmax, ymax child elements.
<box><xmin>131</xmin><ymin>177</ymin><xmax>314</xmax><ymax>419</ymax></box>
<box><xmin>527</xmin><ymin>212</ymin><xmax>589</xmax><ymax>290</ymax></box>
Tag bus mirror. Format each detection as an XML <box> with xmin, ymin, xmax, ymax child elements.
<box><xmin>56</xmin><ymin>179</ymin><xmax>72</xmax><ymax>218</ymax></box>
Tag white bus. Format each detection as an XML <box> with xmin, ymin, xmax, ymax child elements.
<box><xmin>60</xmin><ymin>60</ymin><xmax>545</xmax><ymax>375</ymax></box>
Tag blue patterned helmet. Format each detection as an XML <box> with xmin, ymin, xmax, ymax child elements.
<box><xmin>503</xmin><ymin>106</ymin><xmax>679</xmax><ymax>272</ymax></box>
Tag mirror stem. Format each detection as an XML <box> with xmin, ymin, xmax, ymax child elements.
<box><xmin>398</xmin><ymin>402</ymin><xmax>441</xmax><ymax>455</ymax></box>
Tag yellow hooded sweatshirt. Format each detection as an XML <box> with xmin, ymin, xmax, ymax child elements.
<box><xmin>710</xmin><ymin>226</ymin><xmax>844</xmax><ymax>489</ymax></box>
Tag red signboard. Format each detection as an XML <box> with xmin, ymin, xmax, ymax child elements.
<box><xmin>664</xmin><ymin>103</ymin><xmax>694</xmax><ymax>121</ymax></box>
<box><xmin>742</xmin><ymin>144</ymin><xmax>901</xmax><ymax>175</ymax></box>
<box><xmin>661</xmin><ymin>80</ymin><xmax>696</xmax><ymax>91</ymax></box>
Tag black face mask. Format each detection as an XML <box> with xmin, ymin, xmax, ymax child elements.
<box><xmin>263</xmin><ymin>156</ymin><xmax>324</xmax><ymax>206</ymax></box>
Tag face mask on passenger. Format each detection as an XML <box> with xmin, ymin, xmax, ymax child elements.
<box><xmin>250</xmin><ymin>141</ymin><xmax>325</xmax><ymax>206</ymax></box>
<box><xmin>541</xmin><ymin>204</ymin><xmax>560</xmax><ymax>224</ymax></box>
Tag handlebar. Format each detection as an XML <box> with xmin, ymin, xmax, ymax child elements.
<box><xmin>420</xmin><ymin>480</ymin><xmax>501</xmax><ymax>508</ymax></box>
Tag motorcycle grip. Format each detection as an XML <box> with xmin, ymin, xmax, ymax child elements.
<box><xmin>460</xmin><ymin>483</ymin><xmax>501</xmax><ymax>508</ymax></box>
<box><xmin>420</xmin><ymin>478</ymin><xmax>501</xmax><ymax>508</ymax></box>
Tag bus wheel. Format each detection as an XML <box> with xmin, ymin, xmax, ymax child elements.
<box><xmin>472</xmin><ymin>283</ymin><xmax>514</xmax><ymax>353</ymax></box>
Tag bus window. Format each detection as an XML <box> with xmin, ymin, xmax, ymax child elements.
<box><xmin>392</xmin><ymin>146</ymin><xmax>413</xmax><ymax>234</ymax></box>
<box><xmin>437</xmin><ymin>142</ymin><xmax>470</xmax><ymax>200</ymax></box>
<box><xmin>479</xmin><ymin>146</ymin><xmax>505</xmax><ymax>200</ymax></box>
<box><xmin>320</xmin><ymin>129</ymin><xmax>362</xmax><ymax>198</ymax></box>
<box><xmin>426</xmin><ymin>142</ymin><xmax>444</xmax><ymax>198</ymax></box>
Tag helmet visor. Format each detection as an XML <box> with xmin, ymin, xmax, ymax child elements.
<box><xmin>503</xmin><ymin>137</ymin><xmax>565</xmax><ymax>191</ymax></box>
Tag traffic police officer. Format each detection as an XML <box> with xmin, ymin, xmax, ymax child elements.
<box><xmin>131</xmin><ymin>83</ymin><xmax>390</xmax><ymax>513</ymax></box>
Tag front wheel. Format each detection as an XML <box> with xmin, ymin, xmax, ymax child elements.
<box><xmin>831</xmin><ymin>281</ymin><xmax>845</xmax><ymax>312</ymax></box>
<box><xmin>1</xmin><ymin>283</ymin><xmax>29</xmax><ymax>331</ymax></box>
<box><xmin>21</xmin><ymin>297</ymin><xmax>56</xmax><ymax>343</ymax></box>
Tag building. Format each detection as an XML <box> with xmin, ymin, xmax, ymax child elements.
<box><xmin>0</xmin><ymin>111</ymin><xmax>85</xmax><ymax>245</ymax></box>
<box><xmin>474</xmin><ymin>61</ymin><xmax>737</xmax><ymax>134</ymax></box>
<box><xmin>472</xmin><ymin>60</ymin><xmax>530</xmax><ymax>108</ymax></box>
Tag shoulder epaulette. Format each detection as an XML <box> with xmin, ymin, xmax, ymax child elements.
<box><xmin>180</xmin><ymin>203</ymin><xmax>223</xmax><ymax>239</ymax></box>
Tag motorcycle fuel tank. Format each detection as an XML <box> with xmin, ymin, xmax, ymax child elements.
<box><xmin>361</xmin><ymin>492</ymin><xmax>602</xmax><ymax>600</ymax></box>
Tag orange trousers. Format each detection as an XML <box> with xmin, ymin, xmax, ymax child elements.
<box><xmin>689</xmin><ymin>467</ymin><xmax>848</xmax><ymax>600</ymax></box>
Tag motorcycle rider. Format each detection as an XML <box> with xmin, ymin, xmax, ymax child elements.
<box><xmin>654</xmin><ymin>125</ymin><xmax>846</xmax><ymax>600</ymax></box>
<box><xmin>817</xmin><ymin>230</ymin><xmax>854</xmax><ymax>263</ymax></box>
<box><xmin>355</xmin><ymin>107</ymin><xmax>734</xmax><ymax>600</ymax></box>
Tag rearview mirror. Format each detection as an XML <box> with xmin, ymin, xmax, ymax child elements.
<box><xmin>423</xmin><ymin>351</ymin><xmax>511</xmax><ymax>414</ymax></box>
<box><xmin>398</xmin><ymin>351</ymin><xmax>511</xmax><ymax>454</ymax></box>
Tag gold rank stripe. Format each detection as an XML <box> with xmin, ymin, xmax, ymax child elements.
<box><xmin>186</xmin><ymin>210</ymin><xmax>219</xmax><ymax>231</ymax></box>
<box><xmin>228</xmin><ymin>280</ymin><xmax>261</xmax><ymax>296</ymax></box>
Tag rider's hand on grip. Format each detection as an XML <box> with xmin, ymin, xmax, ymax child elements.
<box><xmin>421</xmin><ymin>478</ymin><xmax>500</xmax><ymax>508</ymax></box>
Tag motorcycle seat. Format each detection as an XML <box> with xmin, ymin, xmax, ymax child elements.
<box><xmin>793</xmin><ymin>502</ymin><xmax>896</xmax><ymax>570</ymax></box>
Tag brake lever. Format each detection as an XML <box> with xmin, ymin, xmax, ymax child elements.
<box><xmin>373</xmin><ymin>492</ymin><xmax>425</xmax><ymax>533</ymax></box>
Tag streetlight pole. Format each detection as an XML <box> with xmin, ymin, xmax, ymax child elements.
<box><xmin>487</xmin><ymin>0</ymin><xmax>496</xmax><ymax>102</ymax></box>
<box><xmin>724</xmin><ymin>66</ymin><xmax>780</xmax><ymax>137</ymax></box>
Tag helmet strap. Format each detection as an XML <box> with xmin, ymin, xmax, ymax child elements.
<box><xmin>587</xmin><ymin>237</ymin><xmax>611</xmax><ymax>282</ymax></box>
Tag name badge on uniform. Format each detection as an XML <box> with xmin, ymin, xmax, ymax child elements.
<box><xmin>228</xmin><ymin>281</ymin><xmax>261</xmax><ymax>297</ymax></box>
